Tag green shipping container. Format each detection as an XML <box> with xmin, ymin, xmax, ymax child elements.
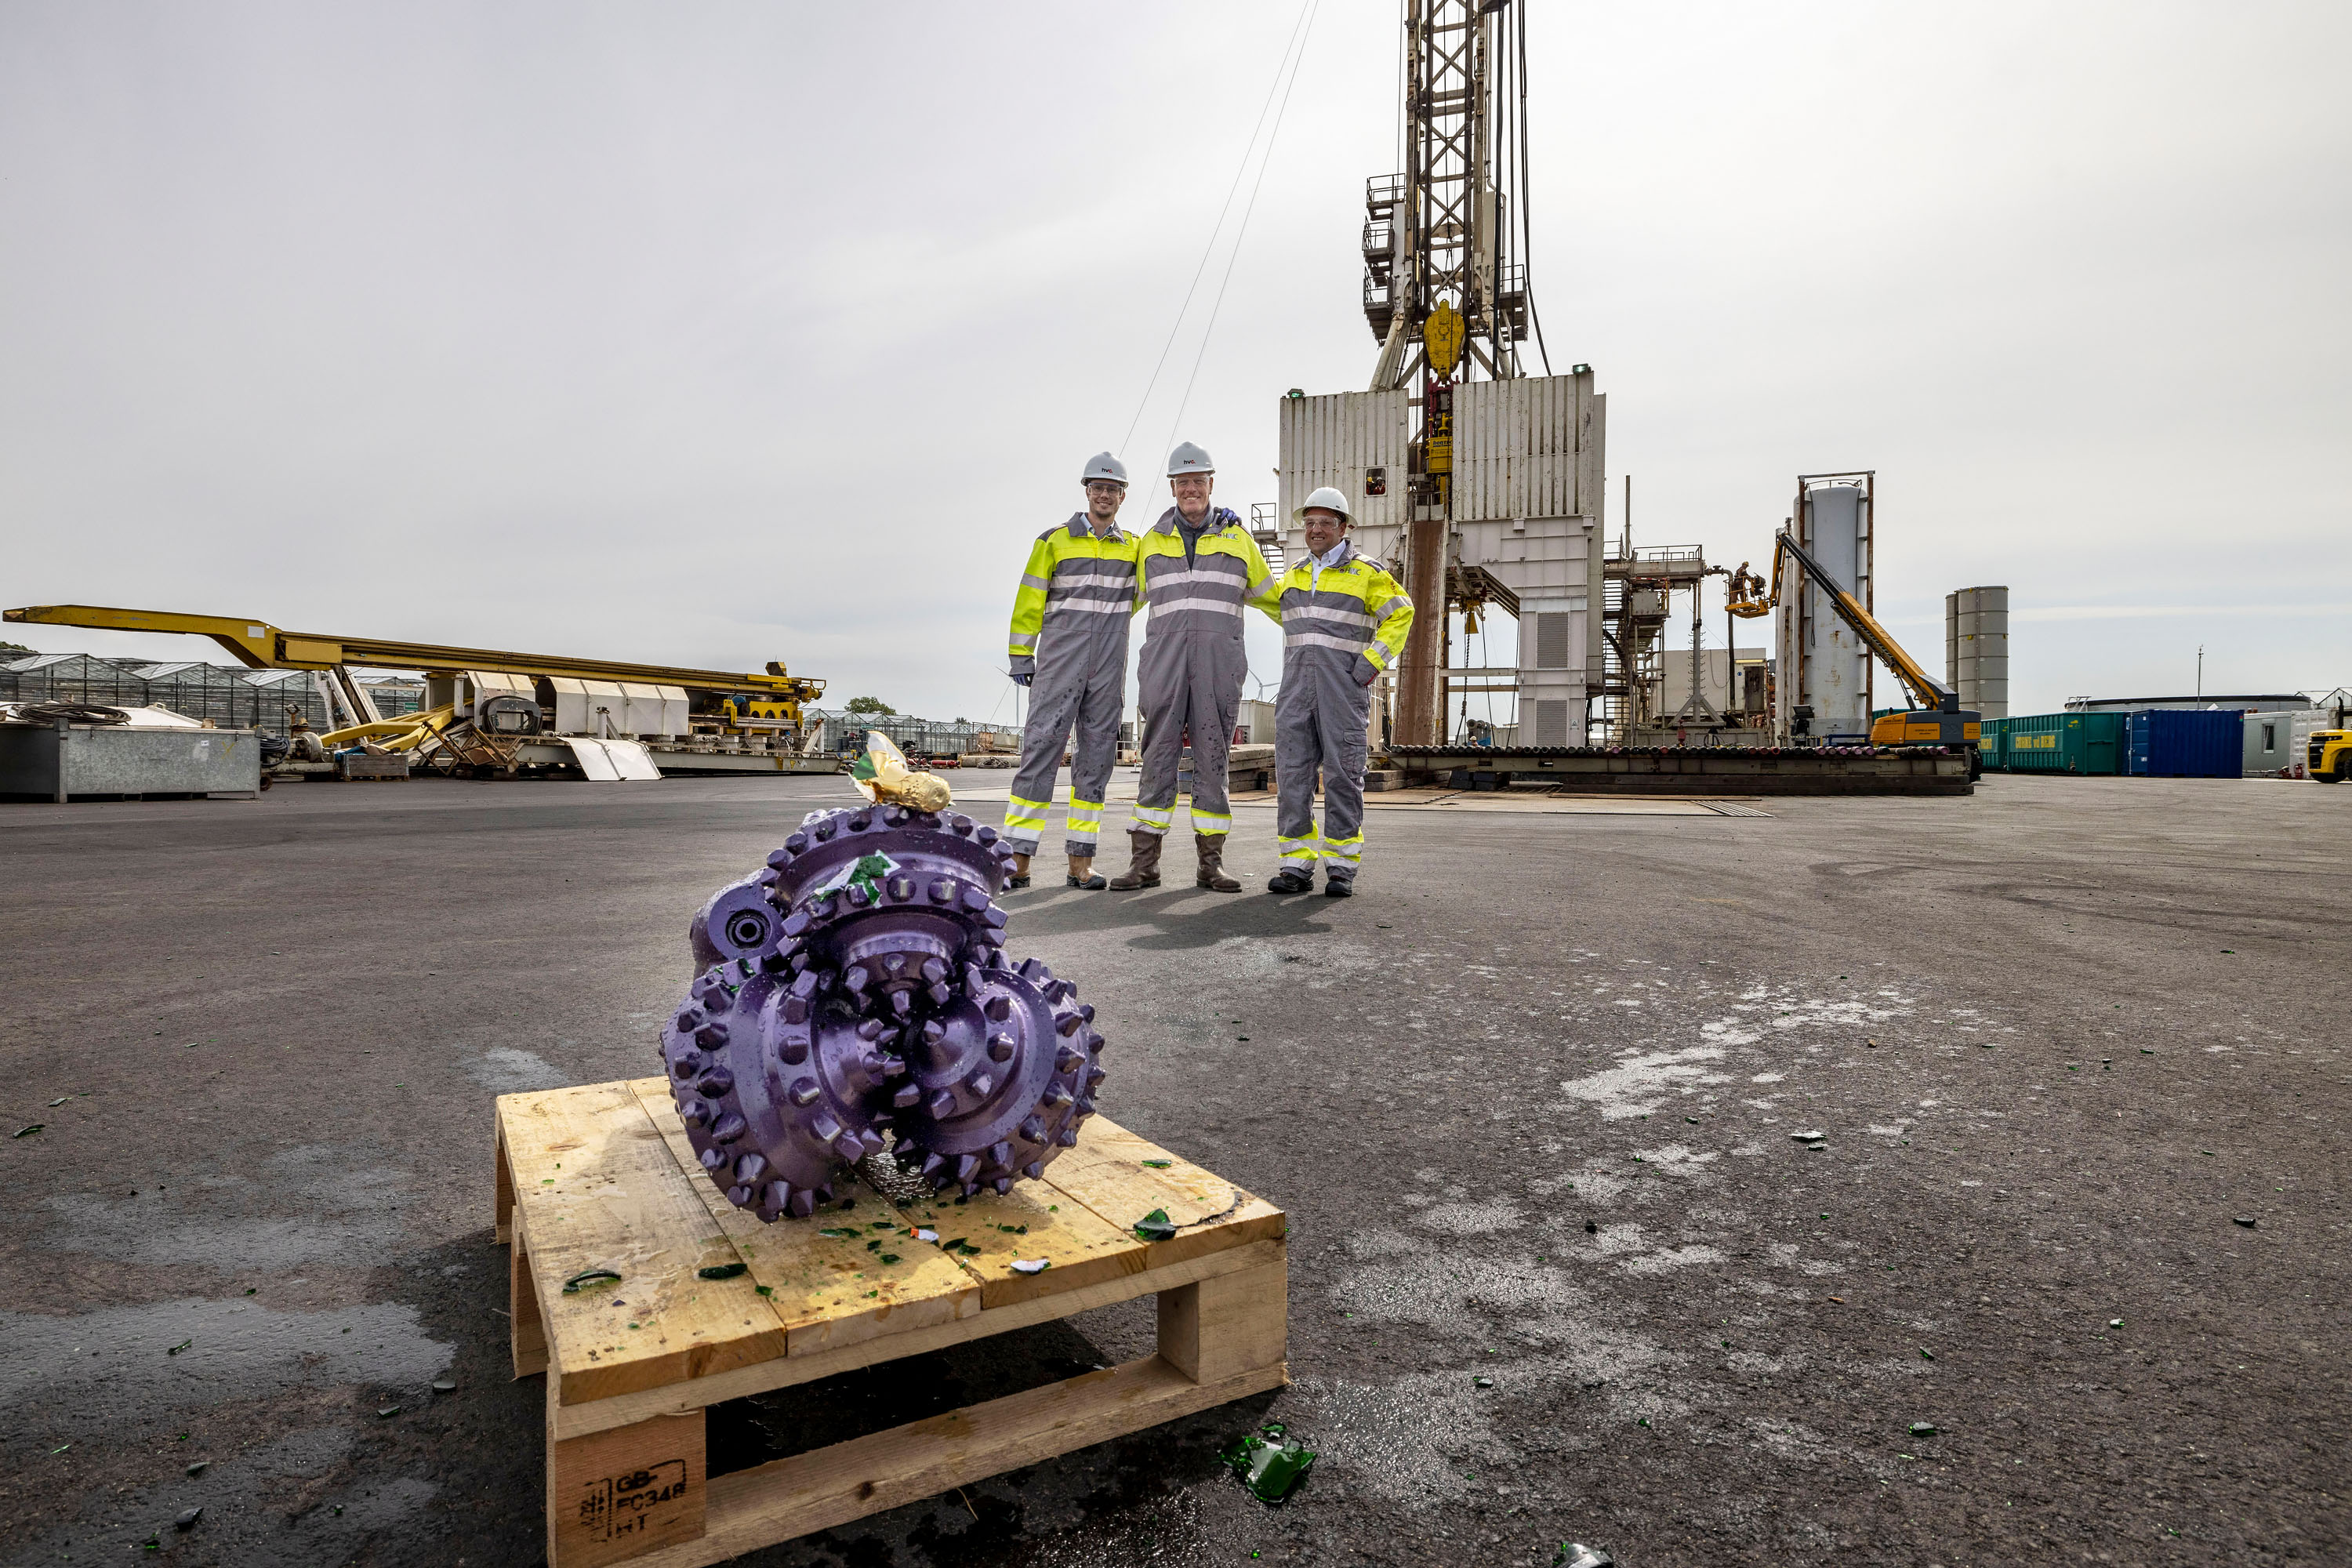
<box><xmin>1979</xmin><ymin>716</ymin><xmax>2009</xmax><ymax>771</ymax></box>
<box><xmin>2002</xmin><ymin>711</ymin><xmax>2125</xmax><ymax>775</ymax></box>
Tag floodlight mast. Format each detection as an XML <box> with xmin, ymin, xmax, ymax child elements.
<box><xmin>1363</xmin><ymin>0</ymin><xmax>1533</xmax><ymax>746</ymax></box>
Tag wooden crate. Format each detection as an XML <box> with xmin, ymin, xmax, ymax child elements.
<box><xmin>496</xmin><ymin>1080</ymin><xmax>1288</xmax><ymax>1568</ymax></box>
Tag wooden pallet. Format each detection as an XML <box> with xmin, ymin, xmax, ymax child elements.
<box><xmin>495</xmin><ymin>1080</ymin><xmax>1288</xmax><ymax>1568</ymax></box>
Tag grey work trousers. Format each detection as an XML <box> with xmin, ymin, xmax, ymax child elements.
<box><xmin>1007</xmin><ymin>663</ymin><xmax>1125</xmax><ymax>857</ymax></box>
<box><xmin>1274</xmin><ymin>658</ymin><xmax>1372</xmax><ymax>881</ymax></box>
<box><xmin>1132</xmin><ymin>647</ymin><xmax>1242</xmax><ymax>836</ymax></box>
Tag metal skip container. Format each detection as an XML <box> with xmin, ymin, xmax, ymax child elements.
<box><xmin>0</xmin><ymin>723</ymin><xmax>263</xmax><ymax>801</ymax></box>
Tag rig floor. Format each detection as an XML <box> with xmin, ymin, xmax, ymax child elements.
<box><xmin>0</xmin><ymin>771</ymin><xmax>2343</xmax><ymax>1566</ymax></box>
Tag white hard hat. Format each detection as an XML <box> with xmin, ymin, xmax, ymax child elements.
<box><xmin>1081</xmin><ymin>452</ymin><xmax>1127</xmax><ymax>488</ymax></box>
<box><xmin>1294</xmin><ymin>485</ymin><xmax>1353</xmax><ymax>524</ymax></box>
<box><xmin>1166</xmin><ymin>441</ymin><xmax>1215</xmax><ymax>478</ymax></box>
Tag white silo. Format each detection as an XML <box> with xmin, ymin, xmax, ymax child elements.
<box><xmin>1946</xmin><ymin>586</ymin><xmax>2009</xmax><ymax>719</ymax></box>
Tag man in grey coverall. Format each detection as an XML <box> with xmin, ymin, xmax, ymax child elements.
<box><xmin>1003</xmin><ymin>452</ymin><xmax>1141</xmax><ymax>889</ymax></box>
<box><xmin>1105</xmin><ymin>442</ymin><xmax>1280</xmax><ymax>893</ymax></box>
<box><xmin>1265</xmin><ymin>487</ymin><xmax>1414</xmax><ymax>898</ymax></box>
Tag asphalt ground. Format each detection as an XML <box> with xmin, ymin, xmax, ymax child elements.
<box><xmin>1</xmin><ymin>768</ymin><xmax>2345</xmax><ymax>1568</ymax></box>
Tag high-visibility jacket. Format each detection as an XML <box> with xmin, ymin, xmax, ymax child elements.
<box><xmin>1134</xmin><ymin>507</ymin><xmax>1282</xmax><ymax>637</ymax></box>
<box><xmin>1005</xmin><ymin>517</ymin><xmax>1142</xmax><ymax>679</ymax></box>
<box><xmin>1272</xmin><ymin>541</ymin><xmax>1412</xmax><ymax>686</ymax></box>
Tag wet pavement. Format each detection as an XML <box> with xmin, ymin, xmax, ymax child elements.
<box><xmin>1</xmin><ymin>769</ymin><xmax>2345</xmax><ymax>1566</ymax></box>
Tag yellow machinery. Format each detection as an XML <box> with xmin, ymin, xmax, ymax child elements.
<box><xmin>1726</xmin><ymin>533</ymin><xmax>1981</xmax><ymax>765</ymax></box>
<box><xmin>3</xmin><ymin>604</ymin><xmax>823</xmax><ymax>741</ymax></box>
<box><xmin>2311</xmin><ymin>729</ymin><xmax>2352</xmax><ymax>782</ymax></box>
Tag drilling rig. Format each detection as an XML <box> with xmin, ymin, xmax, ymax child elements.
<box><xmin>1276</xmin><ymin>0</ymin><xmax>1646</xmax><ymax>753</ymax></box>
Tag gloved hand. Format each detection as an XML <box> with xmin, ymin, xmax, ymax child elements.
<box><xmin>1011</xmin><ymin>672</ymin><xmax>1033</xmax><ymax>688</ymax></box>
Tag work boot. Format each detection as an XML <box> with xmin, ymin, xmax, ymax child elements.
<box><xmin>1323</xmin><ymin>874</ymin><xmax>1356</xmax><ymax>899</ymax></box>
<box><xmin>1008</xmin><ymin>851</ymin><xmax>1033</xmax><ymax>890</ymax></box>
<box><xmin>1195</xmin><ymin>833</ymin><xmax>1241</xmax><ymax>892</ymax></box>
<box><xmin>1066</xmin><ymin>853</ymin><xmax>1105</xmax><ymax>891</ymax></box>
<box><xmin>1267</xmin><ymin>867</ymin><xmax>1314</xmax><ymax>895</ymax></box>
<box><xmin>1105</xmin><ymin>829</ymin><xmax>1162</xmax><ymax>891</ymax></box>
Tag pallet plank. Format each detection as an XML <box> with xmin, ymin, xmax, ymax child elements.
<box><xmin>513</xmin><ymin>1229</ymin><xmax>550</xmax><ymax>1379</ymax></box>
<box><xmin>882</xmin><ymin>1177</ymin><xmax>1143</xmax><ymax>1309</ymax></box>
<box><xmin>550</xmin><ymin>1238</ymin><xmax>1285</xmax><ymax>1441</ymax></box>
<box><xmin>1043</xmin><ymin>1116</ymin><xmax>1289</xmax><ymax>1270</ymax></box>
<box><xmin>502</xmin><ymin>1084</ymin><xmax>791</xmax><ymax>1404</ymax></box>
<box><xmin>623</xmin><ymin>1079</ymin><xmax>980</xmax><ymax>1357</ymax></box>
<box><xmin>612</xmin><ymin>1355</ymin><xmax>1287</xmax><ymax>1568</ymax></box>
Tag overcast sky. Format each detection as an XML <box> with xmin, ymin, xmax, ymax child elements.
<box><xmin>4</xmin><ymin>1</ymin><xmax>2346</xmax><ymax>724</ymax></box>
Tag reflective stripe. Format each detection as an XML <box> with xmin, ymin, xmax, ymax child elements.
<box><xmin>1008</xmin><ymin>631</ymin><xmax>1038</xmax><ymax>648</ymax></box>
<box><xmin>1043</xmin><ymin>597</ymin><xmax>1131</xmax><ymax>616</ymax></box>
<box><xmin>1374</xmin><ymin>595</ymin><xmax>1409</xmax><ymax>619</ymax></box>
<box><xmin>1145</xmin><ymin>564</ymin><xmax>1249</xmax><ymax>589</ymax></box>
<box><xmin>1051</xmin><ymin>564</ymin><xmax>1137</xmax><ymax>584</ymax></box>
<box><xmin>1322</xmin><ymin>834</ymin><xmax>1364</xmax><ymax>863</ymax></box>
<box><xmin>1285</xmin><ymin>631</ymin><xmax>1368</xmax><ymax>653</ymax></box>
<box><xmin>1149</xmin><ymin>596</ymin><xmax>1247</xmax><ymax>618</ymax></box>
<box><xmin>1004</xmin><ymin>795</ymin><xmax>1052</xmax><ymax>832</ymax></box>
<box><xmin>1132</xmin><ymin>803</ymin><xmax>1174</xmax><ymax>833</ymax></box>
<box><xmin>1020</xmin><ymin>573</ymin><xmax>1051</xmax><ymax>592</ymax></box>
<box><xmin>1189</xmin><ymin>808</ymin><xmax>1232</xmax><ymax>833</ymax></box>
<box><xmin>1283</xmin><ymin>612</ymin><xmax>1371</xmax><ymax>640</ymax></box>
<box><xmin>1283</xmin><ymin>603</ymin><xmax>1374</xmax><ymax>629</ymax></box>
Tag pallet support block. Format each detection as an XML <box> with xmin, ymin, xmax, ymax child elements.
<box><xmin>547</xmin><ymin>1396</ymin><xmax>707</xmax><ymax>1568</ymax></box>
<box><xmin>499</xmin><ymin>1081</ymin><xmax>1288</xmax><ymax>1568</ymax></box>
<box><xmin>1158</xmin><ymin>1257</ymin><xmax>1288</xmax><ymax>1385</ymax></box>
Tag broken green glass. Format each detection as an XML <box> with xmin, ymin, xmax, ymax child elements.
<box><xmin>1221</xmin><ymin>1426</ymin><xmax>1316</xmax><ymax>1503</ymax></box>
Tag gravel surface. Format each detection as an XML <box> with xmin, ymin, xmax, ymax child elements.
<box><xmin>1</xmin><ymin>769</ymin><xmax>2343</xmax><ymax>1566</ymax></box>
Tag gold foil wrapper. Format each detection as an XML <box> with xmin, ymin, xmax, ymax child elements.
<box><xmin>851</xmin><ymin>730</ymin><xmax>954</xmax><ymax>811</ymax></box>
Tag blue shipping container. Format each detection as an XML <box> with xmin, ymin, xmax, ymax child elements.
<box><xmin>2127</xmin><ymin>710</ymin><xmax>2241</xmax><ymax>777</ymax></box>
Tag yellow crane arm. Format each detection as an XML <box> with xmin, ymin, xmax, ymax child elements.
<box><xmin>2</xmin><ymin>604</ymin><xmax>823</xmax><ymax>702</ymax></box>
<box><xmin>1715</xmin><ymin>535</ymin><xmax>1953</xmax><ymax>713</ymax></box>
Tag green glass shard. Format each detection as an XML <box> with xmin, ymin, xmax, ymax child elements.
<box><xmin>1221</xmin><ymin>1431</ymin><xmax>1316</xmax><ymax>1503</ymax></box>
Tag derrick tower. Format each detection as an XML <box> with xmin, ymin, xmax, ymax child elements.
<box><xmin>1278</xmin><ymin>0</ymin><xmax>1606</xmax><ymax>754</ymax></box>
<box><xmin>1367</xmin><ymin>0</ymin><xmax>1535</xmax><ymax>748</ymax></box>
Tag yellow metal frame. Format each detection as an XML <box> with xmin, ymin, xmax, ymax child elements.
<box><xmin>4</xmin><ymin>604</ymin><xmax>823</xmax><ymax>731</ymax></box>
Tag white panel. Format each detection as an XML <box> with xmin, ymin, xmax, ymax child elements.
<box><xmin>547</xmin><ymin>676</ymin><xmax>591</xmax><ymax>735</ymax></box>
<box><xmin>1451</xmin><ymin>373</ymin><xmax>1587</xmax><ymax>524</ymax></box>
<box><xmin>562</xmin><ymin>736</ymin><xmax>620</xmax><ymax>781</ymax></box>
<box><xmin>1277</xmin><ymin>389</ymin><xmax>1408</xmax><ymax>565</ymax></box>
<box><xmin>603</xmin><ymin>739</ymin><xmax>662</xmax><ymax>779</ymax></box>
<box><xmin>579</xmin><ymin>679</ymin><xmax>627</xmax><ymax>738</ymax></box>
<box><xmin>617</xmin><ymin>682</ymin><xmax>664</xmax><ymax>736</ymax></box>
<box><xmin>655</xmin><ymin>684</ymin><xmax>688</xmax><ymax>739</ymax></box>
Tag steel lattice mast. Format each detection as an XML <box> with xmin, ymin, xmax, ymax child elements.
<box><xmin>1363</xmin><ymin>0</ymin><xmax>1532</xmax><ymax>746</ymax></box>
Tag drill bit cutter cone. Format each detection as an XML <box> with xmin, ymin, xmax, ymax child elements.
<box><xmin>661</xmin><ymin>736</ymin><xmax>1108</xmax><ymax>1221</ymax></box>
